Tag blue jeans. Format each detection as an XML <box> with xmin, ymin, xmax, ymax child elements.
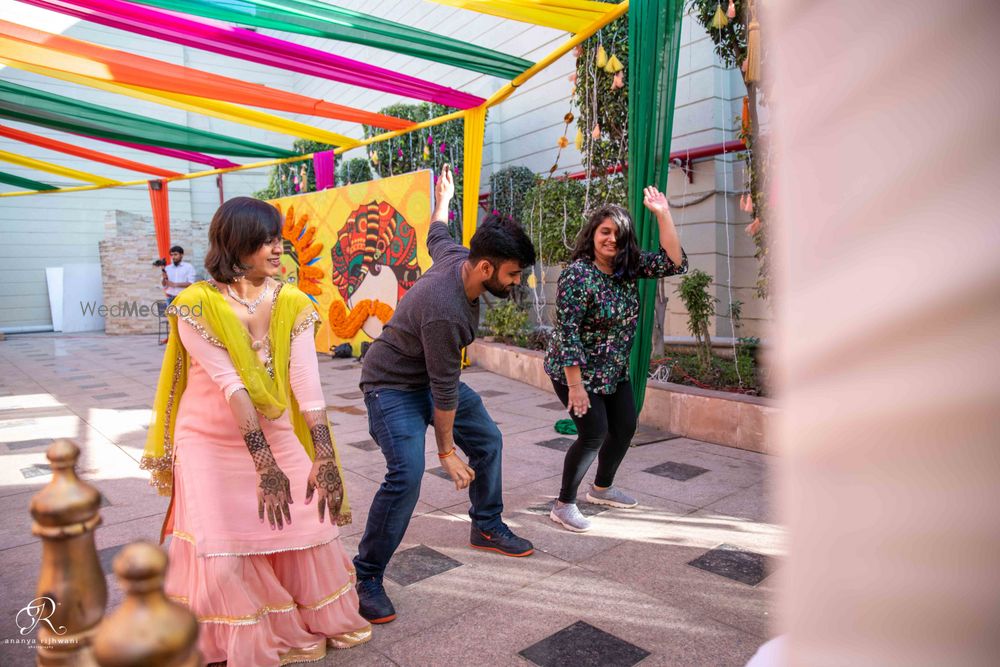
<box><xmin>354</xmin><ymin>383</ymin><xmax>505</xmax><ymax>581</ymax></box>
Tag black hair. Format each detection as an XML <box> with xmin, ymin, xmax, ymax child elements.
<box><xmin>571</xmin><ymin>204</ymin><xmax>641</xmax><ymax>279</ymax></box>
<box><xmin>468</xmin><ymin>214</ymin><xmax>536</xmax><ymax>269</ymax></box>
<box><xmin>204</xmin><ymin>197</ymin><xmax>282</xmax><ymax>283</ymax></box>
<box><xmin>169</xmin><ymin>245</ymin><xmax>184</xmax><ymax>254</ymax></box>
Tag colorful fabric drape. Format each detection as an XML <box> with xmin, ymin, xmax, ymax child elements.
<box><xmin>462</xmin><ymin>106</ymin><xmax>488</xmax><ymax>245</ymax></box>
<box><xmin>0</xmin><ymin>20</ymin><xmax>410</xmax><ymax>131</ymax></box>
<box><xmin>0</xmin><ymin>80</ymin><xmax>296</xmax><ymax>159</ymax></box>
<box><xmin>313</xmin><ymin>151</ymin><xmax>335</xmax><ymax>191</ymax></box>
<box><xmin>124</xmin><ymin>0</ymin><xmax>532</xmax><ymax>80</ymax></box>
<box><xmin>429</xmin><ymin>0</ymin><xmax>618</xmax><ymax>33</ymax></box>
<box><xmin>88</xmin><ymin>138</ymin><xmax>239</xmax><ymax>169</ymax></box>
<box><xmin>0</xmin><ymin>124</ymin><xmax>180</xmax><ymax>178</ymax></box>
<box><xmin>148</xmin><ymin>180</ymin><xmax>171</xmax><ymax>260</ymax></box>
<box><xmin>0</xmin><ymin>56</ymin><xmax>361</xmax><ymax>148</ymax></box>
<box><xmin>20</xmin><ymin>0</ymin><xmax>484</xmax><ymax>109</ymax></box>
<box><xmin>626</xmin><ymin>0</ymin><xmax>684</xmax><ymax>414</ymax></box>
<box><xmin>0</xmin><ymin>148</ymin><xmax>121</xmax><ymax>185</ymax></box>
<box><xmin>0</xmin><ymin>170</ymin><xmax>56</xmax><ymax>191</ymax></box>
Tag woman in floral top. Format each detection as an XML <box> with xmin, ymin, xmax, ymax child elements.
<box><xmin>545</xmin><ymin>187</ymin><xmax>687</xmax><ymax>532</ymax></box>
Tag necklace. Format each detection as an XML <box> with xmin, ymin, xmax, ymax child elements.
<box><xmin>227</xmin><ymin>283</ymin><xmax>269</xmax><ymax>314</ymax></box>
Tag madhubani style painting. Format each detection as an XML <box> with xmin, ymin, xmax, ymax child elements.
<box><xmin>268</xmin><ymin>170</ymin><xmax>433</xmax><ymax>354</ymax></box>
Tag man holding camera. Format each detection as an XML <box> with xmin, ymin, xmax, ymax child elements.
<box><xmin>159</xmin><ymin>245</ymin><xmax>196</xmax><ymax>344</ymax></box>
<box><xmin>161</xmin><ymin>245</ymin><xmax>196</xmax><ymax>303</ymax></box>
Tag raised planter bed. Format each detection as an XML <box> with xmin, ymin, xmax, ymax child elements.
<box><xmin>467</xmin><ymin>340</ymin><xmax>775</xmax><ymax>454</ymax></box>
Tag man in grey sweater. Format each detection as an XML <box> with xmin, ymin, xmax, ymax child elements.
<box><xmin>354</xmin><ymin>165</ymin><xmax>537</xmax><ymax>624</ymax></box>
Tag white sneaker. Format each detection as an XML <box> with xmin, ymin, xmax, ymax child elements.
<box><xmin>586</xmin><ymin>485</ymin><xmax>638</xmax><ymax>508</ymax></box>
<box><xmin>549</xmin><ymin>501</ymin><xmax>592</xmax><ymax>532</ymax></box>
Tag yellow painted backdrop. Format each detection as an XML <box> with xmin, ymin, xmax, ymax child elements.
<box><xmin>269</xmin><ymin>170</ymin><xmax>433</xmax><ymax>354</ymax></box>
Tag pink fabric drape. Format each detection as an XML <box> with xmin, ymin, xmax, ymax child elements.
<box><xmin>21</xmin><ymin>0</ymin><xmax>484</xmax><ymax>109</ymax></box>
<box><xmin>83</xmin><ymin>135</ymin><xmax>240</xmax><ymax>169</ymax></box>
<box><xmin>313</xmin><ymin>151</ymin><xmax>335</xmax><ymax>191</ymax></box>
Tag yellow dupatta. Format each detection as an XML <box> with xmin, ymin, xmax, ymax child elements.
<box><xmin>140</xmin><ymin>280</ymin><xmax>351</xmax><ymax>526</ymax></box>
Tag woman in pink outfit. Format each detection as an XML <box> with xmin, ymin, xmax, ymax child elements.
<box><xmin>141</xmin><ymin>197</ymin><xmax>371</xmax><ymax>666</ymax></box>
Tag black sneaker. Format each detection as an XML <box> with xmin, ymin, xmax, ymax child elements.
<box><xmin>469</xmin><ymin>523</ymin><xmax>534</xmax><ymax>557</ymax></box>
<box><xmin>356</xmin><ymin>577</ymin><xmax>396</xmax><ymax>624</ymax></box>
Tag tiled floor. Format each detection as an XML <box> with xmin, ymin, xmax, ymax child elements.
<box><xmin>0</xmin><ymin>333</ymin><xmax>782</xmax><ymax>666</ymax></box>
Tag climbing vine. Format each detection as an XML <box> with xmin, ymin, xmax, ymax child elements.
<box><xmin>689</xmin><ymin>0</ymin><xmax>771</xmax><ymax>299</ymax></box>
<box><xmin>363</xmin><ymin>103</ymin><xmax>468</xmax><ymax>240</ymax></box>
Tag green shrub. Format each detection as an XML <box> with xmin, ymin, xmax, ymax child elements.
<box><xmin>363</xmin><ymin>102</ymin><xmax>468</xmax><ymax>240</ymax></box>
<box><xmin>677</xmin><ymin>269</ymin><xmax>718</xmax><ymax>370</ymax></box>
<box><xmin>336</xmin><ymin>157</ymin><xmax>373</xmax><ymax>185</ymax></box>
<box><xmin>483</xmin><ymin>300</ymin><xmax>529</xmax><ymax>342</ymax></box>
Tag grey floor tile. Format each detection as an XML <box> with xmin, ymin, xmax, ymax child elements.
<box><xmin>5</xmin><ymin>439</ymin><xmax>49</xmax><ymax>451</ymax></box>
<box><xmin>347</xmin><ymin>439</ymin><xmax>380</xmax><ymax>451</ymax></box>
<box><xmin>20</xmin><ymin>464</ymin><xmax>51</xmax><ymax>479</ymax></box>
<box><xmin>385</xmin><ymin>544</ymin><xmax>463</xmax><ymax>587</ymax></box>
<box><xmin>519</xmin><ymin>620</ymin><xmax>650</xmax><ymax>667</ymax></box>
<box><xmin>644</xmin><ymin>460</ymin><xmax>710</xmax><ymax>481</ymax></box>
<box><xmin>477</xmin><ymin>390</ymin><xmax>507</xmax><ymax>398</ymax></box>
<box><xmin>688</xmin><ymin>543</ymin><xmax>772</xmax><ymax>586</ymax></box>
<box><xmin>536</xmin><ymin>437</ymin><xmax>574</xmax><ymax>452</ymax></box>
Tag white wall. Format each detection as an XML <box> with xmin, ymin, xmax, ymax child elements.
<box><xmin>0</xmin><ymin>1</ymin><xmax>767</xmax><ymax>335</ymax></box>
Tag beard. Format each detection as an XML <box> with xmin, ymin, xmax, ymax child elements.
<box><xmin>483</xmin><ymin>276</ymin><xmax>512</xmax><ymax>298</ymax></box>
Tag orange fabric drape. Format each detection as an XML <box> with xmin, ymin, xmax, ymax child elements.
<box><xmin>148</xmin><ymin>180</ymin><xmax>171</xmax><ymax>260</ymax></box>
<box><xmin>0</xmin><ymin>124</ymin><xmax>180</xmax><ymax>178</ymax></box>
<box><xmin>0</xmin><ymin>19</ymin><xmax>413</xmax><ymax>131</ymax></box>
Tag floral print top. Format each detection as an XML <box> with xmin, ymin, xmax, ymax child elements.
<box><xmin>545</xmin><ymin>248</ymin><xmax>688</xmax><ymax>394</ymax></box>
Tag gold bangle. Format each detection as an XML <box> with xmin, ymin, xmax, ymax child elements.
<box><xmin>437</xmin><ymin>448</ymin><xmax>456</xmax><ymax>459</ymax></box>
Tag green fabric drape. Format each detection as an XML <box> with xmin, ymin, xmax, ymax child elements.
<box><xmin>0</xmin><ymin>170</ymin><xmax>57</xmax><ymax>190</ymax></box>
<box><xmin>128</xmin><ymin>0</ymin><xmax>533</xmax><ymax>80</ymax></box>
<box><xmin>0</xmin><ymin>81</ymin><xmax>296</xmax><ymax>159</ymax></box>
<box><xmin>626</xmin><ymin>0</ymin><xmax>684</xmax><ymax>414</ymax></box>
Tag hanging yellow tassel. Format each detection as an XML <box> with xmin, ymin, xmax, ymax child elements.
<box><xmin>591</xmin><ymin>123</ymin><xmax>601</xmax><ymax>140</ymax></box>
<box><xmin>575</xmin><ymin>128</ymin><xmax>584</xmax><ymax>150</ymax></box>
<box><xmin>604</xmin><ymin>54</ymin><xmax>623</xmax><ymax>74</ymax></box>
<box><xmin>595</xmin><ymin>45</ymin><xmax>608</xmax><ymax>68</ymax></box>
<box><xmin>711</xmin><ymin>2</ymin><xmax>729</xmax><ymax>29</ymax></box>
<box><xmin>369</xmin><ymin>151</ymin><xmax>379</xmax><ymax>166</ymax></box>
<box><xmin>745</xmin><ymin>0</ymin><xmax>761</xmax><ymax>83</ymax></box>
<box><xmin>727</xmin><ymin>0</ymin><xmax>736</xmax><ymax>19</ymax></box>
<box><xmin>422</xmin><ymin>144</ymin><xmax>430</xmax><ymax>161</ymax></box>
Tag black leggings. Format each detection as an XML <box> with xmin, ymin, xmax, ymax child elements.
<box><xmin>552</xmin><ymin>379</ymin><xmax>637</xmax><ymax>503</ymax></box>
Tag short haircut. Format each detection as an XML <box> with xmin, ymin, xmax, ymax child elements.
<box><xmin>169</xmin><ymin>245</ymin><xmax>184</xmax><ymax>254</ymax></box>
<box><xmin>204</xmin><ymin>197</ymin><xmax>282</xmax><ymax>283</ymax></box>
<box><xmin>571</xmin><ymin>204</ymin><xmax>641</xmax><ymax>279</ymax></box>
<box><xmin>468</xmin><ymin>214</ymin><xmax>536</xmax><ymax>269</ymax></box>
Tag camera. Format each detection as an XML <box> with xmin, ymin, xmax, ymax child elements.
<box><xmin>152</xmin><ymin>258</ymin><xmax>168</xmax><ymax>267</ymax></box>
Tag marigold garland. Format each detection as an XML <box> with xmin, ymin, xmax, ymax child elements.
<box><xmin>279</xmin><ymin>203</ymin><xmax>325</xmax><ymax>296</ymax></box>
<box><xmin>327</xmin><ymin>299</ymin><xmax>394</xmax><ymax>339</ymax></box>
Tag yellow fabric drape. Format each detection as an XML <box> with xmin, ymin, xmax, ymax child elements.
<box><xmin>462</xmin><ymin>105</ymin><xmax>487</xmax><ymax>246</ymax></box>
<box><xmin>0</xmin><ymin>49</ymin><xmax>360</xmax><ymax>148</ymax></box>
<box><xmin>140</xmin><ymin>281</ymin><xmax>352</xmax><ymax>526</ymax></box>
<box><xmin>0</xmin><ymin>148</ymin><xmax>121</xmax><ymax>185</ymax></box>
<box><xmin>429</xmin><ymin>0</ymin><xmax>616</xmax><ymax>33</ymax></box>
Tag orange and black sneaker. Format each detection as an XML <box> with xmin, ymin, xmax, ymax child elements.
<box><xmin>469</xmin><ymin>523</ymin><xmax>534</xmax><ymax>557</ymax></box>
<box><xmin>356</xmin><ymin>577</ymin><xmax>396</xmax><ymax>624</ymax></box>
